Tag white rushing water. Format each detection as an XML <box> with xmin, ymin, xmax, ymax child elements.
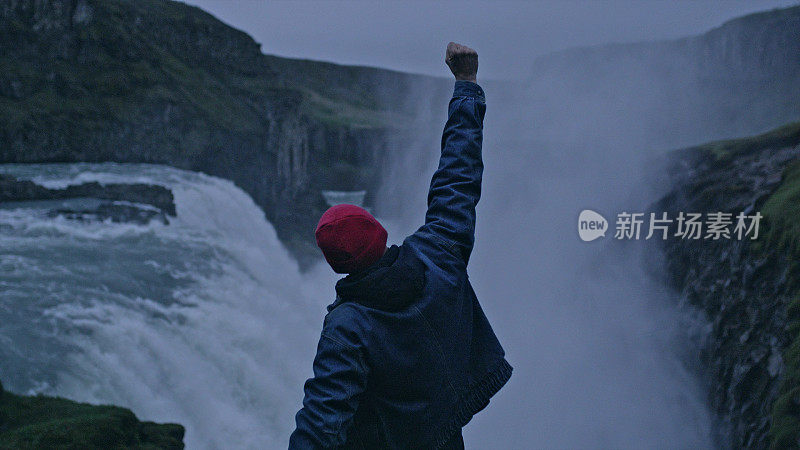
<box><xmin>0</xmin><ymin>163</ymin><xmax>339</xmax><ymax>449</ymax></box>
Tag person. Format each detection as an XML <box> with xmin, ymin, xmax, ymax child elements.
<box><xmin>289</xmin><ymin>42</ymin><xmax>512</xmax><ymax>450</ymax></box>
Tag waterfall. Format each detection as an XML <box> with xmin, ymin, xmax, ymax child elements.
<box><xmin>321</xmin><ymin>190</ymin><xmax>367</xmax><ymax>208</ymax></box>
<box><xmin>0</xmin><ymin>163</ymin><xmax>338</xmax><ymax>449</ymax></box>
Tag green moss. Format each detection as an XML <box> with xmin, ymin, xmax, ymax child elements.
<box><xmin>760</xmin><ymin>161</ymin><xmax>800</xmax><ymax>260</ymax></box>
<box><xmin>693</xmin><ymin>121</ymin><xmax>800</xmax><ymax>161</ymax></box>
<box><xmin>771</xmin><ymin>385</ymin><xmax>800</xmax><ymax>449</ymax></box>
<box><xmin>762</xmin><ymin>161</ymin><xmax>800</xmax><ymax>448</ymax></box>
<box><xmin>301</xmin><ymin>90</ymin><xmax>408</xmax><ymax>129</ymax></box>
<box><xmin>0</xmin><ymin>388</ymin><xmax>184</xmax><ymax>449</ymax></box>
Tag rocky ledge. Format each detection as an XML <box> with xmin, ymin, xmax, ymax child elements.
<box><xmin>0</xmin><ymin>174</ymin><xmax>175</xmax><ymax>225</ymax></box>
<box><xmin>0</xmin><ymin>379</ymin><xmax>185</xmax><ymax>449</ymax></box>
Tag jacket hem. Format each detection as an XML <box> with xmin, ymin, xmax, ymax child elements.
<box><xmin>432</xmin><ymin>357</ymin><xmax>513</xmax><ymax>450</ymax></box>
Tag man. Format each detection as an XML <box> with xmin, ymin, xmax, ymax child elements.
<box><xmin>289</xmin><ymin>42</ymin><xmax>512</xmax><ymax>450</ymax></box>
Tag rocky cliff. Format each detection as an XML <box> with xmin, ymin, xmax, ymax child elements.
<box><xmin>0</xmin><ymin>0</ymin><xmax>445</xmax><ymax>266</ymax></box>
<box><xmin>655</xmin><ymin>122</ymin><xmax>800</xmax><ymax>448</ymax></box>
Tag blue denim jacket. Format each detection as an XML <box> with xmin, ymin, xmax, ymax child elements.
<box><xmin>289</xmin><ymin>81</ymin><xmax>512</xmax><ymax>449</ymax></box>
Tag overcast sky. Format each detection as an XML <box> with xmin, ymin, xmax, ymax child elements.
<box><xmin>181</xmin><ymin>0</ymin><xmax>799</xmax><ymax>79</ymax></box>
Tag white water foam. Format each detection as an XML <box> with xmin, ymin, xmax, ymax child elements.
<box><xmin>0</xmin><ymin>163</ymin><xmax>338</xmax><ymax>449</ymax></box>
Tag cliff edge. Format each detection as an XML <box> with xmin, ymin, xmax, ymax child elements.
<box><xmin>656</xmin><ymin>122</ymin><xmax>800</xmax><ymax>448</ymax></box>
<box><xmin>0</xmin><ymin>379</ymin><xmax>185</xmax><ymax>449</ymax></box>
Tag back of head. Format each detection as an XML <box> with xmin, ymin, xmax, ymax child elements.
<box><xmin>315</xmin><ymin>204</ymin><xmax>388</xmax><ymax>274</ymax></box>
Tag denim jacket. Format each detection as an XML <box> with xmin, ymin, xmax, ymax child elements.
<box><xmin>289</xmin><ymin>81</ymin><xmax>512</xmax><ymax>449</ymax></box>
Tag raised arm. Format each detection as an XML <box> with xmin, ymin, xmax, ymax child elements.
<box><xmin>413</xmin><ymin>42</ymin><xmax>485</xmax><ymax>266</ymax></box>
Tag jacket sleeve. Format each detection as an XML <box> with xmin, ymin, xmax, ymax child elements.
<box><xmin>288</xmin><ymin>330</ymin><xmax>368</xmax><ymax>449</ymax></box>
<box><xmin>413</xmin><ymin>81</ymin><xmax>486</xmax><ymax>265</ymax></box>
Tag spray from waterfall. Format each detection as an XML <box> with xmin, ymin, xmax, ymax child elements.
<box><xmin>375</xmin><ymin>60</ymin><xmax>717</xmax><ymax>447</ymax></box>
<box><xmin>0</xmin><ymin>163</ymin><xmax>342</xmax><ymax>449</ymax></box>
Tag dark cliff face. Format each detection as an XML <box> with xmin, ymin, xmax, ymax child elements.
<box><xmin>655</xmin><ymin>122</ymin><xmax>800</xmax><ymax>448</ymax></box>
<box><xmin>0</xmin><ymin>0</ymin><xmax>442</xmax><ymax>266</ymax></box>
<box><xmin>693</xmin><ymin>7</ymin><xmax>800</xmax><ymax>80</ymax></box>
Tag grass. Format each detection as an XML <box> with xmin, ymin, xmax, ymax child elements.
<box><xmin>760</xmin><ymin>161</ymin><xmax>800</xmax><ymax>260</ymax></box>
<box><xmin>0</xmin><ymin>383</ymin><xmax>184</xmax><ymax>449</ymax></box>
<box><xmin>691</xmin><ymin>121</ymin><xmax>800</xmax><ymax>161</ymax></box>
<box><xmin>0</xmin><ymin>0</ymin><xmax>408</xmax><ymax>149</ymax></box>
<box><xmin>763</xmin><ymin>160</ymin><xmax>800</xmax><ymax>448</ymax></box>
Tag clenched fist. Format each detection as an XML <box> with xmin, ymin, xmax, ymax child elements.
<box><xmin>445</xmin><ymin>42</ymin><xmax>478</xmax><ymax>83</ymax></box>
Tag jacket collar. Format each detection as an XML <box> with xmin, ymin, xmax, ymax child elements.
<box><xmin>329</xmin><ymin>245</ymin><xmax>425</xmax><ymax>312</ymax></box>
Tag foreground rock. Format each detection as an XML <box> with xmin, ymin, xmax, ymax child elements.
<box><xmin>0</xmin><ymin>380</ymin><xmax>185</xmax><ymax>449</ymax></box>
<box><xmin>0</xmin><ymin>174</ymin><xmax>175</xmax><ymax>225</ymax></box>
<box><xmin>655</xmin><ymin>121</ymin><xmax>800</xmax><ymax>448</ymax></box>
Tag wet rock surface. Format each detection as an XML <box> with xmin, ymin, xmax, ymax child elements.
<box><xmin>0</xmin><ymin>174</ymin><xmax>174</xmax><ymax>225</ymax></box>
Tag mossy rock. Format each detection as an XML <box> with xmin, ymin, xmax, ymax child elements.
<box><xmin>0</xmin><ymin>386</ymin><xmax>184</xmax><ymax>449</ymax></box>
<box><xmin>770</xmin><ymin>385</ymin><xmax>800</xmax><ymax>449</ymax></box>
<box><xmin>763</xmin><ymin>162</ymin><xmax>800</xmax><ymax>448</ymax></box>
<box><xmin>761</xmin><ymin>161</ymin><xmax>800</xmax><ymax>260</ymax></box>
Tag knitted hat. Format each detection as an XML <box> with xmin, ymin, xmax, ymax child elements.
<box><xmin>315</xmin><ymin>204</ymin><xmax>388</xmax><ymax>274</ymax></box>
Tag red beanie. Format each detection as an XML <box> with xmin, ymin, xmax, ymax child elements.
<box><xmin>315</xmin><ymin>204</ymin><xmax>388</xmax><ymax>274</ymax></box>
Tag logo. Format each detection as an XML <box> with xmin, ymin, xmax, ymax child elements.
<box><xmin>577</xmin><ymin>209</ymin><xmax>762</xmax><ymax>242</ymax></box>
<box><xmin>578</xmin><ymin>209</ymin><xmax>608</xmax><ymax>241</ymax></box>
